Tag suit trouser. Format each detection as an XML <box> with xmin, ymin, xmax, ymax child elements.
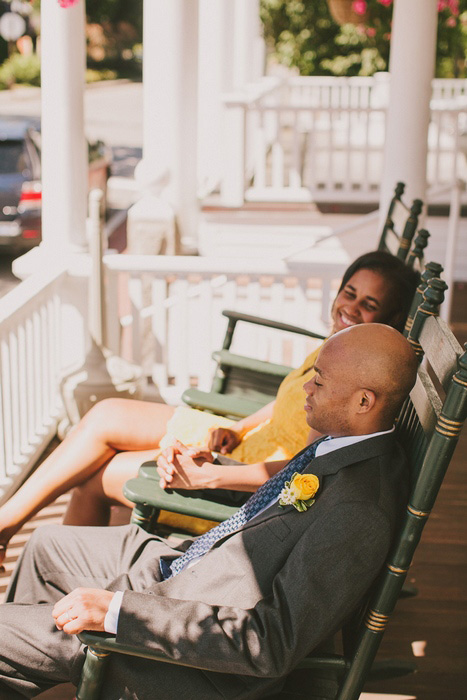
<box><xmin>0</xmin><ymin>523</ymin><xmax>224</xmax><ymax>700</ymax></box>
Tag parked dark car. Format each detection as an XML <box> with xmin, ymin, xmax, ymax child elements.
<box><xmin>0</xmin><ymin>117</ymin><xmax>112</xmax><ymax>253</ymax></box>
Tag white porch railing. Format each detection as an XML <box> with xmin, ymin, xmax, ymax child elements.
<box><xmin>220</xmin><ymin>75</ymin><xmax>467</xmax><ymax>206</ymax></box>
<box><xmin>104</xmin><ymin>255</ymin><xmax>346</xmax><ymax>403</ymax></box>
<box><xmin>0</xmin><ymin>268</ymin><xmax>67</xmax><ymax>503</ymax></box>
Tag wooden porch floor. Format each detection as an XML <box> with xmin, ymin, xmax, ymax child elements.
<box><xmin>1</xmin><ymin>290</ymin><xmax>467</xmax><ymax>699</ymax></box>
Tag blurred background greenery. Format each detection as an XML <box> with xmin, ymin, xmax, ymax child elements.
<box><xmin>0</xmin><ymin>0</ymin><xmax>142</xmax><ymax>89</ymax></box>
<box><xmin>0</xmin><ymin>0</ymin><xmax>466</xmax><ymax>90</ymax></box>
<box><xmin>261</xmin><ymin>0</ymin><xmax>467</xmax><ymax>77</ymax></box>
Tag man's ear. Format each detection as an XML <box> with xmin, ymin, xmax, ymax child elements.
<box><xmin>356</xmin><ymin>389</ymin><xmax>376</xmax><ymax>414</ymax></box>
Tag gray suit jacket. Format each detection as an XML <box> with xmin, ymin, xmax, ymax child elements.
<box><xmin>116</xmin><ymin>433</ymin><xmax>407</xmax><ymax>699</ymax></box>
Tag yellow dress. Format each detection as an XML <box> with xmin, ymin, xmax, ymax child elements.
<box><xmin>160</xmin><ymin>344</ymin><xmax>323</xmax><ymax>463</ymax></box>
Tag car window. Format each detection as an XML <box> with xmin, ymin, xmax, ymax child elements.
<box><xmin>0</xmin><ymin>140</ymin><xmax>31</xmax><ymax>176</ymax></box>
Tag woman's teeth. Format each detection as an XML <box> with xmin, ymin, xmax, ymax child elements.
<box><xmin>340</xmin><ymin>313</ymin><xmax>357</xmax><ymax>326</ymax></box>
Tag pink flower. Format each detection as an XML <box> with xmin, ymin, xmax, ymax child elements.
<box><xmin>366</xmin><ymin>27</ymin><xmax>377</xmax><ymax>37</ymax></box>
<box><xmin>377</xmin><ymin>0</ymin><xmax>393</xmax><ymax>6</ymax></box>
<box><xmin>446</xmin><ymin>16</ymin><xmax>457</xmax><ymax>25</ymax></box>
<box><xmin>352</xmin><ymin>0</ymin><xmax>368</xmax><ymax>16</ymax></box>
<box><xmin>58</xmin><ymin>0</ymin><xmax>80</xmax><ymax>7</ymax></box>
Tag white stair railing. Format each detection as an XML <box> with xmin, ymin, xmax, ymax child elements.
<box><xmin>0</xmin><ymin>268</ymin><xmax>67</xmax><ymax>503</ymax></box>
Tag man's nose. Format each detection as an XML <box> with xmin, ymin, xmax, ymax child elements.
<box><xmin>303</xmin><ymin>378</ymin><xmax>314</xmax><ymax>394</ymax></box>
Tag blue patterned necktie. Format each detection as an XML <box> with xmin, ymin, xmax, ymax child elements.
<box><xmin>165</xmin><ymin>437</ymin><xmax>327</xmax><ymax>579</ymax></box>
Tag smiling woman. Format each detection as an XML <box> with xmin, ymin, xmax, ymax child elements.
<box><xmin>331</xmin><ymin>250</ymin><xmax>419</xmax><ymax>334</ymax></box>
<box><xmin>0</xmin><ymin>252</ymin><xmax>420</xmax><ymax>559</ymax></box>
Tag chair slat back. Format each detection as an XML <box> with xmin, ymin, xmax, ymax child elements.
<box><xmin>385</xmin><ymin>199</ymin><xmax>410</xmax><ymax>255</ymax></box>
<box><xmin>335</xmin><ymin>277</ymin><xmax>467</xmax><ymax>700</ymax></box>
<box><xmin>404</xmin><ymin>261</ymin><xmax>444</xmax><ymax>337</ymax></box>
<box><xmin>419</xmin><ymin>315</ymin><xmax>463</xmax><ymax>391</ymax></box>
<box><xmin>403</xmin><ymin>368</ymin><xmax>441</xmax><ymax>438</ymax></box>
<box><xmin>378</xmin><ymin>183</ymin><xmax>423</xmax><ymax>262</ymax></box>
<box><xmin>406</xmin><ymin>228</ymin><xmax>430</xmax><ymax>271</ymax></box>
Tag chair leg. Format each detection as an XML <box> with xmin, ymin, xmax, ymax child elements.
<box><xmin>75</xmin><ymin>646</ymin><xmax>110</xmax><ymax>700</ymax></box>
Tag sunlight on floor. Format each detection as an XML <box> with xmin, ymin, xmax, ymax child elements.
<box><xmin>411</xmin><ymin>639</ymin><xmax>427</xmax><ymax>657</ymax></box>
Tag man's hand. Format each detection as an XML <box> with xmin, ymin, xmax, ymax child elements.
<box><xmin>156</xmin><ymin>439</ymin><xmax>214</xmax><ymax>490</ymax></box>
<box><xmin>208</xmin><ymin>427</ymin><xmax>241</xmax><ymax>454</ymax></box>
<box><xmin>52</xmin><ymin>588</ymin><xmax>114</xmax><ymax>635</ymax></box>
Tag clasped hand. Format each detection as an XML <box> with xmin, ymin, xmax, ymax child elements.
<box><xmin>156</xmin><ymin>439</ymin><xmax>215</xmax><ymax>490</ymax></box>
<box><xmin>208</xmin><ymin>427</ymin><xmax>241</xmax><ymax>454</ymax></box>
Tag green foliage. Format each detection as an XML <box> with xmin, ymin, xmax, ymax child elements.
<box><xmin>261</xmin><ymin>0</ymin><xmax>346</xmax><ymax>75</ymax></box>
<box><xmin>261</xmin><ymin>0</ymin><xmax>467</xmax><ymax>78</ymax></box>
<box><xmin>85</xmin><ymin>68</ymin><xmax>118</xmax><ymax>83</ymax></box>
<box><xmin>29</xmin><ymin>0</ymin><xmax>142</xmax><ymax>71</ymax></box>
<box><xmin>85</xmin><ymin>0</ymin><xmax>142</xmax><ymax>39</ymax></box>
<box><xmin>0</xmin><ymin>53</ymin><xmax>40</xmax><ymax>89</ymax></box>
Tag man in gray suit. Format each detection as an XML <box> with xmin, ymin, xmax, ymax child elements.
<box><xmin>0</xmin><ymin>324</ymin><xmax>418</xmax><ymax>699</ymax></box>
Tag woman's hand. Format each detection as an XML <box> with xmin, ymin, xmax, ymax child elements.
<box><xmin>208</xmin><ymin>427</ymin><xmax>241</xmax><ymax>454</ymax></box>
<box><xmin>156</xmin><ymin>439</ymin><xmax>214</xmax><ymax>490</ymax></box>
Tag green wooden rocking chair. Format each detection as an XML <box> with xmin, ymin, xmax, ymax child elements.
<box><xmin>76</xmin><ymin>274</ymin><xmax>465</xmax><ymax>700</ymax></box>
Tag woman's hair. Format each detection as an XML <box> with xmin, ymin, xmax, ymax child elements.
<box><xmin>337</xmin><ymin>251</ymin><xmax>421</xmax><ymax>333</ymax></box>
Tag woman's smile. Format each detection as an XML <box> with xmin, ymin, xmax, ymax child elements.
<box><xmin>335</xmin><ymin>310</ymin><xmax>358</xmax><ymax>328</ymax></box>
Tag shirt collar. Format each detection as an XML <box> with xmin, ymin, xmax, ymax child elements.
<box><xmin>315</xmin><ymin>426</ymin><xmax>395</xmax><ymax>459</ymax></box>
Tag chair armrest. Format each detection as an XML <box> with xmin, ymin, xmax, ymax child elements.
<box><xmin>123</xmin><ymin>476</ymin><xmax>238</xmax><ymax>522</ymax></box>
<box><xmin>77</xmin><ymin>631</ymin><xmax>215</xmax><ymax>671</ymax></box>
<box><xmin>182</xmin><ymin>388</ymin><xmax>268</xmax><ymax>418</ymax></box>
<box><xmin>222</xmin><ymin>310</ymin><xmax>326</xmax><ymax>339</ymax></box>
<box><xmin>77</xmin><ymin>633</ymin><xmax>352</xmax><ymax>677</ymax></box>
<box><xmin>76</xmin><ymin>635</ymin><xmax>415</xmax><ymax>687</ymax></box>
<box><xmin>212</xmin><ymin>350</ymin><xmax>292</xmax><ymax>377</ymax></box>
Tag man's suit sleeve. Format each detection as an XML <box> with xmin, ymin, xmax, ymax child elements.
<box><xmin>115</xmin><ymin>501</ymin><xmax>392</xmax><ymax>679</ymax></box>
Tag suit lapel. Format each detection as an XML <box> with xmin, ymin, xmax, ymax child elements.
<box><xmin>235</xmin><ymin>433</ymin><xmax>397</xmax><ymax>531</ymax></box>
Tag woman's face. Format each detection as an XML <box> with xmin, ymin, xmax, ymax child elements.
<box><xmin>331</xmin><ymin>268</ymin><xmax>397</xmax><ymax>334</ymax></box>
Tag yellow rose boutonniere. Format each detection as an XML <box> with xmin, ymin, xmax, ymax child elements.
<box><xmin>279</xmin><ymin>473</ymin><xmax>320</xmax><ymax>512</ymax></box>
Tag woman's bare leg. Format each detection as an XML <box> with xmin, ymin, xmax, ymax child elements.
<box><xmin>0</xmin><ymin>399</ymin><xmax>174</xmax><ymax>558</ymax></box>
<box><xmin>64</xmin><ymin>449</ymin><xmax>158</xmax><ymax>526</ymax></box>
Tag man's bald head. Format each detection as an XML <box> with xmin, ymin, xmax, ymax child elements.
<box><xmin>304</xmin><ymin>324</ymin><xmax>418</xmax><ymax>436</ymax></box>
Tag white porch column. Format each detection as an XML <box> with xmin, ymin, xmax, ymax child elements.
<box><xmin>198</xmin><ymin>0</ymin><xmax>234</xmax><ymax>195</ymax></box>
<box><xmin>40</xmin><ymin>0</ymin><xmax>88</xmax><ymax>254</ymax></box>
<box><xmin>140</xmin><ymin>0</ymin><xmax>199</xmax><ymax>247</ymax></box>
<box><xmin>379</xmin><ymin>0</ymin><xmax>438</xmax><ymax>220</ymax></box>
<box><xmin>217</xmin><ymin>0</ymin><xmax>265</xmax><ymax>207</ymax></box>
<box><xmin>232</xmin><ymin>0</ymin><xmax>264</xmax><ymax>89</ymax></box>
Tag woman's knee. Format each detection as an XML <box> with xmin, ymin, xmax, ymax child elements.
<box><xmin>78</xmin><ymin>398</ymin><xmax>131</xmax><ymax>441</ymax></box>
